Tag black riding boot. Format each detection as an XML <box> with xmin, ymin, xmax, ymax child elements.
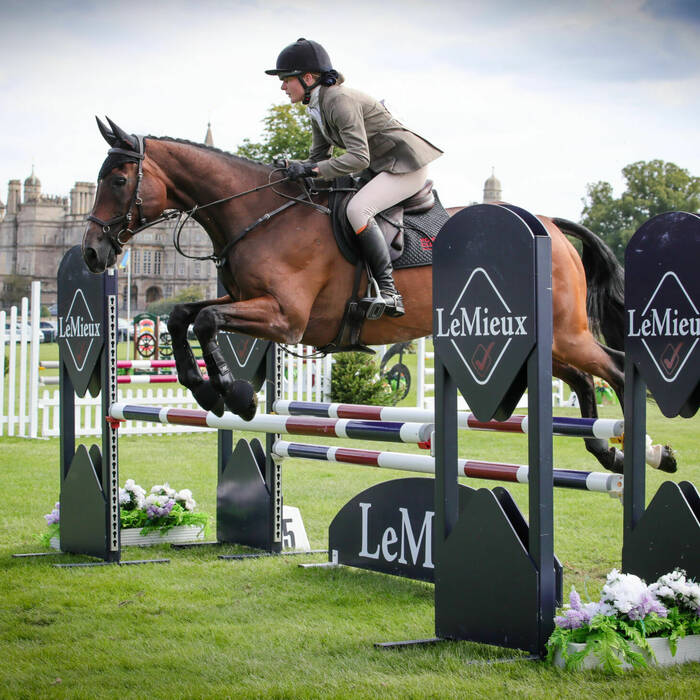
<box><xmin>356</xmin><ymin>218</ymin><xmax>405</xmax><ymax>318</ymax></box>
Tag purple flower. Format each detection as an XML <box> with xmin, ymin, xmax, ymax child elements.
<box><xmin>627</xmin><ymin>590</ymin><xmax>668</xmax><ymax>621</ymax></box>
<box><xmin>145</xmin><ymin>498</ymin><xmax>175</xmax><ymax>519</ymax></box>
<box><xmin>554</xmin><ymin>587</ymin><xmax>602</xmax><ymax>629</ymax></box>
<box><xmin>44</xmin><ymin>502</ymin><xmax>60</xmax><ymax>525</ymax></box>
<box><xmin>555</xmin><ymin>608</ymin><xmax>587</xmax><ymax>629</ymax></box>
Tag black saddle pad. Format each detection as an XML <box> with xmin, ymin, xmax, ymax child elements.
<box><xmin>329</xmin><ymin>177</ymin><xmax>449</xmax><ymax>270</ymax></box>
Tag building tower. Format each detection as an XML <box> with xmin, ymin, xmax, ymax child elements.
<box><xmin>483</xmin><ymin>168</ymin><xmax>502</xmax><ymax>203</ymax></box>
<box><xmin>6</xmin><ymin>180</ymin><xmax>21</xmax><ymax>215</ymax></box>
<box><xmin>204</xmin><ymin>122</ymin><xmax>214</xmax><ymax>147</ymax></box>
<box><xmin>24</xmin><ymin>166</ymin><xmax>41</xmax><ymax>202</ymax></box>
<box><xmin>70</xmin><ymin>182</ymin><xmax>97</xmax><ymax>215</ymax></box>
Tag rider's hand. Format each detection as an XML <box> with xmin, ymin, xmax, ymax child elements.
<box><xmin>285</xmin><ymin>160</ymin><xmax>316</xmax><ymax>181</ymax></box>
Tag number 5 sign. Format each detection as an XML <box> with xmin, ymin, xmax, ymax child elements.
<box><xmin>282</xmin><ymin>505</ymin><xmax>311</xmax><ymax>551</ymax></box>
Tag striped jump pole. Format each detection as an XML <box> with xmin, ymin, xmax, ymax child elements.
<box><xmin>40</xmin><ymin>374</ymin><xmax>207</xmax><ymax>386</ymax></box>
<box><xmin>108</xmin><ymin>403</ymin><xmax>433</xmax><ymax>445</ymax></box>
<box><xmin>274</xmin><ymin>401</ymin><xmax>666</xmax><ymax>470</ymax></box>
<box><xmin>40</xmin><ymin>359</ymin><xmax>206</xmax><ymax>370</ymax></box>
<box><xmin>272</xmin><ymin>440</ymin><xmax>624</xmax><ymax>498</ymax></box>
<box><xmin>273</xmin><ymin>400</ymin><xmax>623</xmax><ymax>439</ymax></box>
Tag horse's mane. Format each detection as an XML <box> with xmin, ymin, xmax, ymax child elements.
<box><xmin>149</xmin><ymin>136</ymin><xmax>274</xmax><ymax>173</ymax></box>
<box><xmin>97</xmin><ymin>134</ymin><xmax>275</xmax><ymax>181</ymax></box>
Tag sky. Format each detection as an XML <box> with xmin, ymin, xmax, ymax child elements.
<box><xmin>0</xmin><ymin>0</ymin><xmax>698</xmax><ymax>221</ymax></box>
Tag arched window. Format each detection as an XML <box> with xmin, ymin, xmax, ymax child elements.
<box><xmin>145</xmin><ymin>286</ymin><xmax>162</xmax><ymax>304</ymax></box>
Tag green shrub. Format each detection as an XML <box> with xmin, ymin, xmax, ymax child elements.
<box><xmin>330</xmin><ymin>352</ymin><xmax>392</xmax><ymax>405</ymax></box>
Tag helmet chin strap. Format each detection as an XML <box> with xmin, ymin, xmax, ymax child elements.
<box><xmin>297</xmin><ymin>74</ymin><xmax>322</xmax><ymax>105</ymax></box>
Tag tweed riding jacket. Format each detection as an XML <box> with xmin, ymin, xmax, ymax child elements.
<box><xmin>307</xmin><ymin>85</ymin><xmax>443</xmax><ymax>180</ymax></box>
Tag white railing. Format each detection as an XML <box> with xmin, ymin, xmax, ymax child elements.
<box><xmin>3</xmin><ymin>284</ymin><xmax>577</xmax><ymax>439</ymax></box>
<box><xmin>1</xmin><ymin>286</ymin><xmax>333</xmax><ymax>438</ymax></box>
<box><xmin>0</xmin><ymin>281</ymin><xmax>41</xmax><ymax>438</ymax></box>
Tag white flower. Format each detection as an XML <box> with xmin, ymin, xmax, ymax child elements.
<box><xmin>601</xmin><ymin>569</ymin><xmax>649</xmax><ymax>615</ymax></box>
<box><xmin>650</xmin><ymin>569</ymin><xmax>700</xmax><ymax>613</ymax></box>
<box><xmin>119</xmin><ymin>487</ymin><xmax>130</xmax><ymax>505</ymax></box>
<box><xmin>176</xmin><ymin>489</ymin><xmax>196</xmax><ymax>511</ymax></box>
<box><xmin>151</xmin><ymin>482</ymin><xmax>176</xmax><ymax>498</ymax></box>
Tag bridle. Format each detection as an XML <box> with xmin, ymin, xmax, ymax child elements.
<box><xmin>87</xmin><ymin>137</ymin><xmax>330</xmax><ymax>266</ymax></box>
<box><xmin>86</xmin><ymin>136</ymin><xmax>149</xmax><ymax>256</ymax></box>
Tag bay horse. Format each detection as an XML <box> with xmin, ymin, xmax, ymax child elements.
<box><xmin>82</xmin><ymin>117</ymin><xmax>675</xmax><ymax>474</ymax></box>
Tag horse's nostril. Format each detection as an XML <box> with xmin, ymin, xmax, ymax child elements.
<box><xmin>84</xmin><ymin>247</ymin><xmax>102</xmax><ymax>272</ymax></box>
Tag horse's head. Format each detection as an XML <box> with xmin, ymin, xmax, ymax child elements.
<box><xmin>82</xmin><ymin>117</ymin><xmax>167</xmax><ymax>272</ymax></box>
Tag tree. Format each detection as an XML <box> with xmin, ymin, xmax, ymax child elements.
<box><xmin>581</xmin><ymin>160</ymin><xmax>700</xmax><ymax>263</ymax></box>
<box><xmin>146</xmin><ymin>285</ymin><xmax>205</xmax><ymax>317</ymax></box>
<box><xmin>236</xmin><ymin>103</ymin><xmax>312</xmax><ymax>162</ymax></box>
<box><xmin>330</xmin><ymin>352</ymin><xmax>393</xmax><ymax>405</ymax></box>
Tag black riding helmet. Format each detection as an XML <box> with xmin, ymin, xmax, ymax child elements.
<box><xmin>266</xmin><ymin>38</ymin><xmax>338</xmax><ymax>104</ymax></box>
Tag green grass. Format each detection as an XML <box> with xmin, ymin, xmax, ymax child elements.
<box><xmin>2</xmin><ymin>343</ymin><xmax>699</xmax><ymax>697</ymax></box>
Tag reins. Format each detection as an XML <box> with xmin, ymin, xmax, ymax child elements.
<box><xmin>91</xmin><ymin>136</ymin><xmax>331</xmax><ymax>268</ymax></box>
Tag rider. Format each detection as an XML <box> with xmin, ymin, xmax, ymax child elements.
<box><xmin>266</xmin><ymin>38</ymin><xmax>443</xmax><ymax>318</ymax></box>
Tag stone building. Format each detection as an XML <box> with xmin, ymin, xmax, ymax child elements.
<box><xmin>0</xmin><ymin>128</ymin><xmax>218</xmax><ymax>314</ymax></box>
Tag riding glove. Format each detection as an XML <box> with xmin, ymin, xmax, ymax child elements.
<box><xmin>285</xmin><ymin>160</ymin><xmax>315</xmax><ymax>181</ymax></box>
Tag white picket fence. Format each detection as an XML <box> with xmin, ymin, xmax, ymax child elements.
<box><xmin>1</xmin><ymin>283</ymin><xmax>333</xmax><ymax>438</ymax></box>
<box><xmin>0</xmin><ymin>281</ymin><xmax>41</xmax><ymax>437</ymax></box>
<box><xmin>2</xmin><ymin>286</ymin><xmax>576</xmax><ymax>439</ymax></box>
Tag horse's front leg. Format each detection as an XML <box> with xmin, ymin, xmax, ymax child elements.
<box><xmin>168</xmin><ymin>297</ymin><xmax>231</xmax><ymax>416</ymax></box>
<box><xmin>193</xmin><ymin>294</ymin><xmax>307</xmax><ymax>421</ymax></box>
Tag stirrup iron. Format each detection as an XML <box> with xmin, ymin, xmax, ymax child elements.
<box><xmin>360</xmin><ymin>275</ymin><xmax>386</xmax><ymax>321</ymax></box>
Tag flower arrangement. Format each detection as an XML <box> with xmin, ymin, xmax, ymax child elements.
<box><xmin>547</xmin><ymin>568</ymin><xmax>700</xmax><ymax>672</ymax></box>
<box><xmin>42</xmin><ymin>480</ymin><xmax>209</xmax><ymax>546</ymax></box>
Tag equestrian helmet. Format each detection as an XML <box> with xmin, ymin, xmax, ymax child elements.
<box><xmin>265</xmin><ymin>38</ymin><xmax>333</xmax><ymax>77</ymax></box>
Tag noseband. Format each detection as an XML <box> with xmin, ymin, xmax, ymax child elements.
<box><xmin>86</xmin><ymin>136</ymin><xmax>147</xmax><ymax>255</ymax></box>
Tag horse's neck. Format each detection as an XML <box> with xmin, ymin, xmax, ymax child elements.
<box><xmin>151</xmin><ymin>139</ymin><xmax>246</xmax><ymax>205</ymax></box>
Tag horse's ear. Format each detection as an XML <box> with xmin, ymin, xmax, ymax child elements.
<box><xmin>96</xmin><ymin>116</ymin><xmax>117</xmax><ymax>146</ymax></box>
<box><xmin>105</xmin><ymin>116</ymin><xmax>138</xmax><ymax>151</ymax></box>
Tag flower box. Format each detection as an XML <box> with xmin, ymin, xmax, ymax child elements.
<box><xmin>547</xmin><ymin>568</ymin><xmax>700</xmax><ymax>672</ymax></box>
<box><xmin>50</xmin><ymin>524</ymin><xmax>205</xmax><ymax>550</ymax></box>
<box><xmin>553</xmin><ymin>634</ymin><xmax>700</xmax><ymax>670</ymax></box>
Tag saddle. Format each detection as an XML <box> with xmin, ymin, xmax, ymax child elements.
<box><xmin>328</xmin><ymin>175</ymin><xmax>438</xmax><ymax>267</ymax></box>
<box><xmin>316</xmin><ymin>175</ymin><xmax>449</xmax><ymax>355</ymax></box>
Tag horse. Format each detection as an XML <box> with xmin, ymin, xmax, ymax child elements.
<box><xmin>82</xmin><ymin>117</ymin><xmax>675</xmax><ymax>474</ymax></box>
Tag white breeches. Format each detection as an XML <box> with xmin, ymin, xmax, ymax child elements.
<box><xmin>346</xmin><ymin>166</ymin><xmax>429</xmax><ymax>232</ymax></box>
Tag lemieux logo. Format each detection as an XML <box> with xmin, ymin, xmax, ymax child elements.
<box><xmin>357</xmin><ymin>502</ymin><xmax>434</xmax><ymax>570</ymax></box>
<box><xmin>435</xmin><ymin>267</ymin><xmax>528</xmax><ymax>384</ymax></box>
<box><xmin>628</xmin><ymin>271</ymin><xmax>700</xmax><ymax>382</ymax></box>
<box><xmin>57</xmin><ymin>289</ymin><xmax>101</xmax><ymax>371</ymax></box>
<box><xmin>221</xmin><ymin>334</ymin><xmax>260</xmax><ymax>368</ymax></box>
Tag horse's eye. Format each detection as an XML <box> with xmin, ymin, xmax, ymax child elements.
<box><xmin>113</xmin><ymin>176</ymin><xmax>127</xmax><ymax>187</ymax></box>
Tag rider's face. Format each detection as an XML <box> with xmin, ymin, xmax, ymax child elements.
<box><xmin>280</xmin><ymin>74</ymin><xmax>313</xmax><ymax>103</ymax></box>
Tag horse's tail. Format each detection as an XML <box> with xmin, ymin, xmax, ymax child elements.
<box><xmin>553</xmin><ymin>217</ymin><xmax>625</xmax><ymax>351</ymax></box>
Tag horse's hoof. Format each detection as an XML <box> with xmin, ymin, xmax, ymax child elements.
<box><xmin>191</xmin><ymin>381</ymin><xmax>226</xmax><ymax>417</ymax></box>
<box><xmin>656</xmin><ymin>446</ymin><xmax>678</xmax><ymax>474</ymax></box>
<box><xmin>604</xmin><ymin>447</ymin><xmax>625</xmax><ymax>474</ymax></box>
<box><xmin>224</xmin><ymin>380</ymin><xmax>258</xmax><ymax>421</ymax></box>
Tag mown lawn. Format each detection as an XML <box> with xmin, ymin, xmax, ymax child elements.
<box><xmin>2</xmin><ymin>378</ymin><xmax>699</xmax><ymax>699</ymax></box>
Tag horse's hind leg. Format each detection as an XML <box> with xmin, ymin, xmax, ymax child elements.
<box><xmin>168</xmin><ymin>298</ymin><xmax>229</xmax><ymax>417</ymax></box>
<box><xmin>553</xmin><ymin>360</ymin><xmax>625</xmax><ymax>473</ymax></box>
<box><xmin>594</xmin><ymin>344</ymin><xmax>678</xmax><ymax>473</ymax></box>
